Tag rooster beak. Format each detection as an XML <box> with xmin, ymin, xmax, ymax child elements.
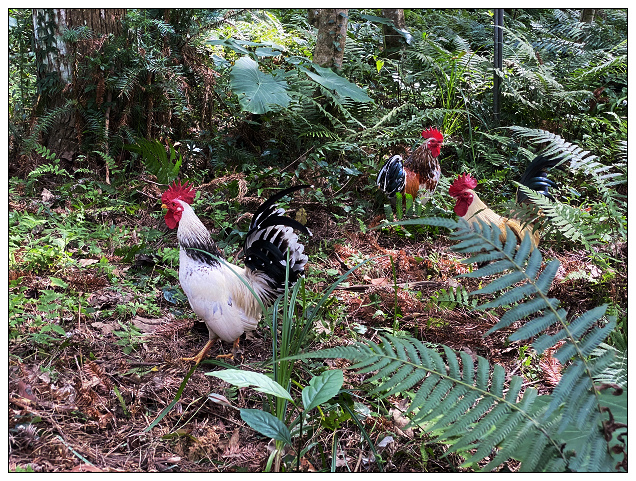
<box><xmin>161</xmin><ymin>203</ymin><xmax>168</xmax><ymax>209</ymax></box>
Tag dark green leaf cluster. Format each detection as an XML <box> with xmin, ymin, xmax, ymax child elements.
<box><xmin>23</xmin><ymin>100</ymin><xmax>76</xmax><ymax>153</ymax></box>
<box><xmin>124</xmin><ymin>138</ymin><xmax>182</xmax><ymax>185</ymax></box>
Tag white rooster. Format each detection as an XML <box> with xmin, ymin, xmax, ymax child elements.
<box><xmin>161</xmin><ymin>181</ymin><xmax>311</xmax><ymax>364</ymax></box>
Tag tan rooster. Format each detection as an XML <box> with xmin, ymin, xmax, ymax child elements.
<box><xmin>449</xmin><ymin>155</ymin><xmax>560</xmax><ymax>249</ymax></box>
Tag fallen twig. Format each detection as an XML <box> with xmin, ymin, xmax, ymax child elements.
<box><xmin>334</xmin><ymin>280</ymin><xmax>444</xmax><ymax>292</ymax></box>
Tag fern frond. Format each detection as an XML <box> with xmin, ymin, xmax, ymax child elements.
<box><xmin>590</xmin><ymin>337</ymin><xmax>627</xmax><ymax>388</ymax></box>
<box><xmin>295</xmin><ymin>216</ymin><xmax>626</xmax><ymax>471</ymax></box>
<box><xmin>27</xmin><ymin>145</ymin><xmax>72</xmax><ymax>187</ymax></box>
<box><xmin>287</xmin><ymin>333</ymin><xmax>572</xmax><ymax>470</ymax></box>
<box><xmin>23</xmin><ymin>100</ymin><xmax>76</xmax><ymax>153</ymax></box>
<box><xmin>508</xmin><ymin>127</ymin><xmax>623</xmax><ymax>190</ymax></box>
<box><xmin>513</xmin><ymin>185</ymin><xmax>602</xmax><ymax>248</ymax></box>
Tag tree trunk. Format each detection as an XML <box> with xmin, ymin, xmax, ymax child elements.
<box><xmin>31</xmin><ymin>8</ymin><xmax>126</xmax><ymax>154</ymax></box>
<box><xmin>307</xmin><ymin>9</ymin><xmax>320</xmax><ymax>27</ymax></box>
<box><xmin>312</xmin><ymin>9</ymin><xmax>348</xmax><ymax>70</ymax></box>
<box><xmin>381</xmin><ymin>9</ymin><xmax>406</xmax><ymax>54</ymax></box>
<box><xmin>580</xmin><ymin>9</ymin><xmax>596</xmax><ymax>23</ymax></box>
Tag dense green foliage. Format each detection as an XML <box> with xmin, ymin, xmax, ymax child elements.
<box><xmin>9</xmin><ymin>8</ymin><xmax>626</xmax><ymax>473</ymax></box>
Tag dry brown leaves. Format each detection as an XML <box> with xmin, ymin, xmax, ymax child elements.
<box><xmin>539</xmin><ymin>340</ymin><xmax>566</xmax><ymax>387</ymax></box>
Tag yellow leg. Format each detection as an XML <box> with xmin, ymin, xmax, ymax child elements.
<box><xmin>182</xmin><ymin>338</ymin><xmax>216</xmax><ymax>365</ymax></box>
<box><xmin>216</xmin><ymin>338</ymin><xmax>240</xmax><ymax>360</ymax></box>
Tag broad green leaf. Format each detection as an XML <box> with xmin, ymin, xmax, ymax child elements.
<box><xmin>302</xmin><ymin>370</ymin><xmax>344</xmax><ymax>412</ymax></box>
<box><xmin>207</xmin><ymin>369</ymin><xmax>292</xmax><ymax>401</ymax></box>
<box><xmin>230</xmin><ymin>56</ymin><xmax>290</xmax><ymax>114</ymax></box>
<box><xmin>207</xmin><ymin>38</ymin><xmax>251</xmax><ymax>56</ymax></box>
<box><xmin>240</xmin><ymin>408</ymin><xmax>292</xmax><ymax>445</ymax></box>
<box><xmin>303</xmin><ymin>65</ymin><xmax>372</xmax><ymax>103</ymax></box>
<box><xmin>255</xmin><ymin>47</ymin><xmax>283</xmax><ymax>57</ymax></box>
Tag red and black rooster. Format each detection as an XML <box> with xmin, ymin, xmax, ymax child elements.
<box><xmin>376</xmin><ymin>127</ymin><xmax>444</xmax><ymax>206</ymax></box>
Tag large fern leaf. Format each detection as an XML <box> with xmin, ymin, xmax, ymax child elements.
<box><xmin>508</xmin><ymin>126</ymin><xmax>624</xmax><ymax>185</ymax></box>
<box><xmin>287</xmin><ymin>217</ymin><xmax>626</xmax><ymax>472</ymax></box>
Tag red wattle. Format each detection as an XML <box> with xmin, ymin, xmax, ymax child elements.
<box><xmin>165</xmin><ymin>212</ymin><xmax>179</xmax><ymax>229</ymax></box>
<box><xmin>454</xmin><ymin>200</ymin><xmax>468</xmax><ymax>217</ymax></box>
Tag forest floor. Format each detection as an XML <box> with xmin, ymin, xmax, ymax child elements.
<box><xmin>8</xmin><ymin>176</ymin><xmax>627</xmax><ymax>472</ymax></box>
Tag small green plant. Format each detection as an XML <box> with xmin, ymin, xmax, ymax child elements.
<box><xmin>11</xmin><ymin>466</ymin><xmax>36</xmax><ymax>473</ymax></box>
<box><xmin>112</xmin><ymin>321</ymin><xmax>147</xmax><ymax>355</ymax></box>
<box><xmin>25</xmin><ymin>144</ymin><xmax>72</xmax><ymax>192</ymax></box>
<box><xmin>207</xmin><ymin>368</ymin><xmax>346</xmax><ymax>471</ymax></box>
<box><xmin>9</xmin><ymin>286</ymin><xmax>69</xmax><ymax>348</ymax></box>
<box><xmin>428</xmin><ymin>285</ymin><xmax>477</xmax><ymax>310</ymax></box>
<box><xmin>517</xmin><ymin>344</ymin><xmax>541</xmax><ymax>382</ymax></box>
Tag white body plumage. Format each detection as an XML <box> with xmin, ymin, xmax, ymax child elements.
<box><xmin>173</xmin><ymin>195</ymin><xmax>309</xmax><ymax>343</ymax></box>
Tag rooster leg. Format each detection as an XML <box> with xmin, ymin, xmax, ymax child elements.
<box><xmin>216</xmin><ymin>338</ymin><xmax>240</xmax><ymax>360</ymax></box>
<box><xmin>182</xmin><ymin>338</ymin><xmax>216</xmax><ymax>365</ymax></box>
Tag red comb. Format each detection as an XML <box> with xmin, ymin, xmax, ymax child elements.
<box><xmin>162</xmin><ymin>180</ymin><xmax>196</xmax><ymax>205</ymax></box>
<box><xmin>421</xmin><ymin>127</ymin><xmax>443</xmax><ymax>142</ymax></box>
<box><xmin>448</xmin><ymin>173</ymin><xmax>478</xmax><ymax>197</ymax></box>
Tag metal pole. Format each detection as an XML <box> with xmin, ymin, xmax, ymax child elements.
<box><xmin>493</xmin><ymin>8</ymin><xmax>504</xmax><ymax>123</ymax></box>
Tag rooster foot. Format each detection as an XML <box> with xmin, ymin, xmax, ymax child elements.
<box><xmin>182</xmin><ymin>339</ymin><xmax>216</xmax><ymax>365</ymax></box>
<box><xmin>216</xmin><ymin>338</ymin><xmax>241</xmax><ymax>361</ymax></box>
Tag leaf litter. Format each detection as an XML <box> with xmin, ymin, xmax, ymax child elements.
<box><xmin>9</xmin><ymin>182</ymin><xmax>626</xmax><ymax>472</ymax></box>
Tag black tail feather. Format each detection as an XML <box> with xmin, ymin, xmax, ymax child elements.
<box><xmin>377</xmin><ymin>155</ymin><xmax>405</xmax><ymax>197</ymax></box>
<box><xmin>250</xmin><ymin>185</ymin><xmax>310</xmax><ymax>230</ymax></box>
<box><xmin>248</xmin><ymin>214</ymin><xmax>310</xmax><ymax>238</ymax></box>
<box><xmin>243</xmin><ymin>186</ymin><xmax>311</xmax><ymax>303</ymax></box>
<box><xmin>516</xmin><ymin>154</ymin><xmax>563</xmax><ymax>204</ymax></box>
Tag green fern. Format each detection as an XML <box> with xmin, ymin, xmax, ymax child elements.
<box><xmin>590</xmin><ymin>327</ymin><xmax>627</xmax><ymax>389</ymax></box>
<box><xmin>93</xmin><ymin>150</ymin><xmax>120</xmax><ymax>180</ymax></box>
<box><xmin>511</xmin><ymin>185</ymin><xmax>601</xmax><ymax>249</ymax></box>
<box><xmin>26</xmin><ymin>144</ymin><xmax>72</xmax><ymax>191</ymax></box>
<box><xmin>509</xmin><ymin>127</ymin><xmax>626</xmax><ymax>242</ymax></box>
<box><xmin>287</xmin><ymin>217</ymin><xmax>626</xmax><ymax>472</ymax></box>
<box><xmin>508</xmin><ymin>126</ymin><xmax>624</xmax><ymax>184</ymax></box>
<box><xmin>430</xmin><ymin>285</ymin><xmax>476</xmax><ymax>310</ymax></box>
<box><xmin>32</xmin><ymin>144</ymin><xmax>62</xmax><ymax>162</ymax></box>
<box><xmin>22</xmin><ymin>100</ymin><xmax>76</xmax><ymax>153</ymax></box>
<box><xmin>124</xmin><ymin>138</ymin><xmax>182</xmax><ymax>184</ymax></box>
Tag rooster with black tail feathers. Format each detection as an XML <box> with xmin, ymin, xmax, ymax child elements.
<box><xmin>161</xmin><ymin>182</ymin><xmax>311</xmax><ymax>364</ymax></box>
<box><xmin>376</xmin><ymin>127</ymin><xmax>444</xmax><ymax>207</ymax></box>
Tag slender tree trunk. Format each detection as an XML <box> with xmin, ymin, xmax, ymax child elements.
<box><xmin>312</xmin><ymin>9</ymin><xmax>348</xmax><ymax>69</ymax></box>
<box><xmin>31</xmin><ymin>8</ymin><xmax>125</xmax><ymax>154</ymax></box>
<box><xmin>580</xmin><ymin>9</ymin><xmax>596</xmax><ymax>23</ymax></box>
<box><xmin>381</xmin><ymin>9</ymin><xmax>406</xmax><ymax>54</ymax></box>
<box><xmin>32</xmin><ymin>9</ymin><xmax>75</xmax><ymax>153</ymax></box>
